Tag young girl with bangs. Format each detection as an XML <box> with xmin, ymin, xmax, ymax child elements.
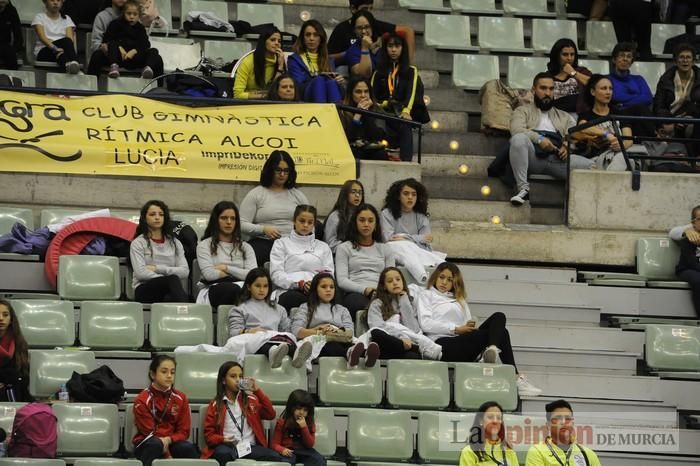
<box><xmin>272</xmin><ymin>389</ymin><xmax>326</xmax><ymax>466</ymax></box>
<box><xmin>324</xmin><ymin>180</ymin><xmax>365</xmax><ymax>253</ymax></box>
<box><xmin>0</xmin><ymin>299</ymin><xmax>31</xmax><ymax>401</ymax></box>
<box><xmin>459</xmin><ymin>401</ymin><xmax>518</xmax><ymax>466</ymax></box>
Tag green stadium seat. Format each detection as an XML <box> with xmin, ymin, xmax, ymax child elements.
<box><xmin>12</xmin><ymin>300</ymin><xmax>75</xmax><ymax>348</ymax></box>
<box><xmin>0</xmin><ymin>206</ymin><xmax>34</xmax><ymax>235</ymax></box>
<box><xmin>477</xmin><ymin>17</ymin><xmax>528</xmax><ymax>53</ymax></box>
<box><xmin>28</xmin><ymin>350</ymin><xmax>97</xmax><ymax>398</ymax></box>
<box><xmin>203</xmin><ymin>40</ymin><xmax>252</xmax><ymax>65</ymax></box>
<box><xmin>399</xmin><ymin>0</ymin><xmax>450</xmax><ymax>13</ymax></box>
<box><xmin>149</xmin><ymin>303</ymin><xmax>213</xmax><ymax>350</ymax></box>
<box><xmin>317</xmin><ymin>357</ymin><xmax>382</xmax><ymax>407</ymax></box>
<box><xmin>106</xmin><ymin>77</ymin><xmax>156</xmax><ymax>94</ymax></box>
<box><xmin>236</xmin><ymin>4</ymin><xmax>285</xmax><ymax>39</ymax></box>
<box><xmin>58</xmin><ymin>256</ymin><xmax>121</xmax><ymax>301</ymax></box>
<box><xmin>46</xmin><ymin>73</ymin><xmax>98</xmax><ymax>92</ymax></box>
<box><xmin>0</xmin><ymin>402</ymin><xmax>27</xmax><ymax>434</ymax></box>
<box><xmin>531</xmin><ymin>19</ymin><xmax>577</xmax><ymax>53</ymax></box>
<box><xmin>53</xmin><ymin>403</ymin><xmax>120</xmax><ymax>456</ymax></box>
<box><xmin>217</xmin><ymin>305</ymin><xmax>234</xmax><ymax>345</ymax></box>
<box><xmin>630</xmin><ymin>62</ymin><xmax>666</xmax><ymax>90</ymax></box>
<box><xmin>417</xmin><ymin>411</ymin><xmax>475</xmax><ymax>464</ymax></box>
<box><xmin>645</xmin><ymin>325</ymin><xmax>700</xmax><ymax>371</ymax></box>
<box><xmin>651</xmin><ymin>23</ymin><xmax>685</xmax><ymax>57</ymax></box>
<box><xmin>347</xmin><ymin>409</ymin><xmax>413</xmax><ymax>462</ymax></box>
<box><xmin>453</xmin><ymin>363</ymin><xmax>518</xmax><ymax>411</ymax></box>
<box><xmin>176</xmin><ymin>353</ymin><xmax>238</xmax><ymax>402</ymax></box>
<box><xmin>503</xmin><ymin>0</ymin><xmax>555</xmax><ymax>16</ymax></box>
<box><xmin>313</xmin><ymin>407</ymin><xmax>338</xmax><ymax>457</ymax></box>
<box><xmin>354</xmin><ymin>310</ymin><xmax>369</xmax><ymax>336</ymax></box>
<box><xmin>149</xmin><ymin>37</ymin><xmax>202</xmax><ymax>72</ymax></box>
<box><xmin>74</xmin><ymin>460</ymin><xmax>142</xmax><ymax>466</ymax></box>
<box><xmin>0</xmin><ymin>460</ymin><xmax>66</xmax><ymax>466</ymax></box>
<box><xmin>507</xmin><ymin>56</ymin><xmax>549</xmax><ymax>90</ymax></box>
<box><xmin>172</xmin><ymin>213</ymin><xmax>209</xmax><ymax>240</ymax></box>
<box><xmin>242</xmin><ymin>354</ymin><xmax>307</xmax><ymax>404</ymax></box>
<box><xmin>452</xmin><ymin>55</ymin><xmax>499</xmax><ymax>91</ymax></box>
<box><xmin>79</xmin><ymin>301</ymin><xmax>145</xmax><ymax>350</ymax></box>
<box><xmin>425</xmin><ymin>15</ymin><xmax>476</xmax><ymax>51</ymax></box>
<box><xmin>578</xmin><ymin>59</ymin><xmax>610</xmax><ymax>75</ymax></box>
<box><xmin>0</xmin><ymin>70</ymin><xmax>36</xmax><ymax>87</ymax></box>
<box><xmin>15</xmin><ymin>1</ymin><xmax>44</xmax><ymax>23</ymax></box>
<box><xmin>386</xmin><ymin>360</ymin><xmax>450</xmax><ymax>409</ymax></box>
<box><xmin>40</xmin><ymin>209</ymin><xmax>92</xmax><ymax>227</ymax></box>
<box><xmin>585</xmin><ymin>21</ymin><xmax>617</xmax><ymax>56</ymax></box>
<box><xmin>637</xmin><ymin>238</ymin><xmax>681</xmax><ymax>281</ymax></box>
<box><xmin>153</xmin><ymin>461</ymin><xmax>218</xmax><ymax>466</ymax></box>
<box><xmin>450</xmin><ymin>0</ymin><xmax>501</xmax><ymax>14</ymax></box>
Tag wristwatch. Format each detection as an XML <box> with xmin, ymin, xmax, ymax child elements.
<box><xmin>570</xmin><ymin>70</ymin><xmax>577</xmax><ymax>78</ymax></box>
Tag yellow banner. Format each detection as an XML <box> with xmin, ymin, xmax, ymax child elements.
<box><xmin>0</xmin><ymin>90</ymin><xmax>356</xmax><ymax>184</ymax></box>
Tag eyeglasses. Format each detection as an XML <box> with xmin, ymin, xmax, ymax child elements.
<box><xmin>350</xmin><ymin>189</ymin><xmax>364</xmax><ymax>195</ymax></box>
<box><xmin>550</xmin><ymin>415</ymin><xmax>574</xmax><ymax>424</ymax></box>
<box><xmin>274</xmin><ymin>168</ymin><xmax>290</xmax><ymax>174</ymax></box>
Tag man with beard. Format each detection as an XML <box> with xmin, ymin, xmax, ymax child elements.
<box><xmin>508</xmin><ymin>72</ymin><xmax>594</xmax><ymax>206</ymax></box>
<box><xmin>525</xmin><ymin>399</ymin><xmax>602</xmax><ymax>466</ymax></box>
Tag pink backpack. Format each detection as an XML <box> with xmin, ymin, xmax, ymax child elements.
<box><xmin>8</xmin><ymin>403</ymin><xmax>58</xmax><ymax>458</ymax></box>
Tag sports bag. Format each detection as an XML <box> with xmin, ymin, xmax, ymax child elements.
<box><xmin>66</xmin><ymin>365</ymin><xmax>125</xmax><ymax>404</ymax></box>
<box><xmin>8</xmin><ymin>403</ymin><xmax>57</xmax><ymax>458</ymax></box>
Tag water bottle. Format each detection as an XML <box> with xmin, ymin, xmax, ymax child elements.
<box><xmin>58</xmin><ymin>383</ymin><xmax>69</xmax><ymax>402</ymax></box>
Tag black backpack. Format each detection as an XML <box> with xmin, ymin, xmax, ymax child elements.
<box><xmin>0</xmin><ymin>74</ymin><xmax>22</xmax><ymax>87</ymax></box>
<box><xmin>66</xmin><ymin>365</ymin><xmax>124</xmax><ymax>403</ymax></box>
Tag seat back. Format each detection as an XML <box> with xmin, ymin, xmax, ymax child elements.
<box><xmin>478</xmin><ymin>17</ymin><xmax>525</xmax><ymax>50</ymax></box>
<box><xmin>29</xmin><ymin>350</ymin><xmax>97</xmax><ymax>398</ymax></box>
<box><xmin>203</xmin><ymin>40</ymin><xmax>252</xmax><ymax>65</ymax></box>
<box><xmin>40</xmin><ymin>208</ymin><xmax>91</xmax><ymax>228</ymax></box>
<box><xmin>236</xmin><ymin>3</ymin><xmax>285</xmax><ymax>30</ymax></box>
<box><xmin>645</xmin><ymin>324</ymin><xmax>700</xmax><ymax>371</ymax></box>
<box><xmin>452</xmin><ymin>54</ymin><xmax>499</xmax><ymax>90</ymax></box>
<box><xmin>386</xmin><ymin>360</ymin><xmax>450</xmax><ymax>409</ymax></box>
<box><xmin>0</xmin><ymin>402</ymin><xmax>27</xmax><ymax>435</ymax></box>
<box><xmin>578</xmin><ymin>59</ymin><xmax>610</xmax><ymax>75</ymax></box>
<box><xmin>242</xmin><ymin>354</ymin><xmax>307</xmax><ymax>403</ymax></box>
<box><xmin>74</xmin><ymin>460</ymin><xmax>143</xmax><ymax>466</ymax></box>
<box><xmin>585</xmin><ymin>21</ymin><xmax>617</xmax><ymax>55</ymax></box>
<box><xmin>171</xmin><ymin>213</ymin><xmax>209</xmax><ymax>240</ymax></box>
<box><xmin>425</xmin><ymin>14</ymin><xmax>471</xmax><ymax>49</ymax></box>
<box><xmin>507</xmin><ymin>56</ymin><xmax>549</xmax><ymax>90</ymax></box>
<box><xmin>630</xmin><ymin>61</ymin><xmax>666</xmax><ymax>90</ymax></box>
<box><xmin>149</xmin><ymin>303</ymin><xmax>213</xmax><ymax>350</ymax></box>
<box><xmin>636</xmin><ymin>237</ymin><xmax>681</xmax><ymax>280</ymax></box>
<box><xmin>16</xmin><ymin>1</ymin><xmax>44</xmax><ymax>23</ymax></box>
<box><xmin>1</xmin><ymin>71</ymin><xmax>37</xmax><ymax>88</ymax></box>
<box><xmin>453</xmin><ymin>363</ymin><xmax>518</xmax><ymax>411</ymax></box>
<box><xmin>53</xmin><ymin>403</ymin><xmax>120</xmax><ymax>456</ymax></box>
<box><xmin>318</xmin><ymin>357</ymin><xmax>382</xmax><ymax>407</ymax></box>
<box><xmin>217</xmin><ymin>305</ymin><xmax>234</xmax><ymax>345</ymax></box>
<box><xmin>106</xmin><ymin>77</ymin><xmax>156</xmax><ymax>94</ymax></box>
<box><xmin>417</xmin><ymin>411</ymin><xmax>475</xmax><ymax>463</ymax></box>
<box><xmin>153</xmin><ymin>460</ymin><xmax>219</xmax><ymax>466</ymax></box>
<box><xmin>79</xmin><ymin>301</ymin><xmax>144</xmax><ymax>349</ymax></box>
<box><xmin>181</xmin><ymin>0</ymin><xmax>229</xmax><ymax>22</ymax></box>
<box><xmin>347</xmin><ymin>409</ymin><xmax>413</xmax><ymax>461</ymax></box>
<box><xmin>354</xmin><ymin>309</ymin><xmax>369</xmax><ymax>336</ymax></box>
<box><xmin>503</xmin><ymin>0</ymin><xmax>548</xmax><ymax>14</ymax></box>
<box><xmin>450</xmin><ymin>0</ymin><xmax>498</xmax><ymax>12</ymax></box>
<box><xmin>46</xmin><ymin>73</ymin><xmax>98</xmax><ymax>91</ymax></box>
<box><xmin>58</xmin><ymin>255</ymin><xmax>121</xmax><ymax>301</ymax></box>
<box><xmin>313</xmin><ymin>407</ymin><xmax>337</xmax><ymax>457</ymax></box>
<box><xmin>12</xmin><ymin>300</ymin><xmax>75</xmax><ymax>348</ymax></box>
<box><xmin>651</xmin><ymin>23</ymin><xmax>685</xmax><ymax>56</ymax></box>
<box><xmin>176</xmin><ymin>352</ymin><xmax>239</xmax><ymax>402</ymax></box>
<box><xmin>149</xmin><ymin>37</ymin><xmax>202</xmax><ymax>72</ymax></box>
<box><xmin>531</xmin><ymin>19</ymin><xmax>577</xmax><ymax>52</ymax></box>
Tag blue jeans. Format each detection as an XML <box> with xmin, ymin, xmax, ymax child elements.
<box><xmin>282</xmin><ymin>447</ymin><xmax>327</xmax><ymax>466</ymax></box>
<box><xmin>212</xmin><ymin>443</ymin><xmax>287</xmax><ymax>466</ymax></box>
<box><xmin>135</xmin><ymin>437</ymin><xmax>198</xmax><ymax>466</ymax></box>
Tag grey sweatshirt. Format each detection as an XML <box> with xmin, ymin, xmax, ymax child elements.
<box><xmin>228</xmin><ymin>299</ymin><xmax>291</xmax><ymax>337</ymax></box>
<box><xmin>367</xmin><ymin>293</ymin><xmax>422</xmax><ymax>334</ymax></box>
<box><xmin>196</xmin><ymin>237</ymin><xmax>257</xmax><ymax>283</ymax></box>
<box><xmin>335</xmin><ymin>241</ymin><xmax>395</xmax><ymax>294</ymax></box>
<box><xmin>669</xmin><ymin>223</ymin><xmax>694</xmax><ymax>241</ymax></box>
<box><xmin>290</xmin><ymin>302</ymin><xmax>354</xmax><ymax>337</ymax></box>
<box><xmin>323</xmin><ymin>210</ymin><xmax>342</xmax><ymax>253</ymax></box>
<box><xmin>90</xmin><ymin>7</ymin><xmax>120</xmax><ymax>54</ymax></box>
<box><xmin>239</xmin><ymin>186</ymin><xmax>309</xmax><ymax>238</ymax></box>
<box><xmin>130</xmin><ymin>236</ymin><xmax>189</xmax><ymax>289</ymax></box>
<box><xmin>380</xmin><ymin>208</ymin><xmax>432</xmax><ymax>250</ymax></box>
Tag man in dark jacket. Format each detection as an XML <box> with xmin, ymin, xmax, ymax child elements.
<box><xmin>0</xmin><ymin>0</ymin><xmax>22</xmax><ymax>70</ymax></box>
<box><xmin>675</xmin><ymin>205</ymin><xmax>700</xmax><ymax>318</ymax></box>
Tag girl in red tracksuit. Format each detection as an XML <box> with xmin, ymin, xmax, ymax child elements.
<box><xmin>201</xmin><ymin>361</ymin><xmax>285</xmax><ymax>466</ymax></box>
<box><xmin>272</xmin><ymin>389</ymin><xmax>326</xmax><ymax>466</ymax></box>
<box><xmin>132</xmin><ymin>355</ymin><xmax>198</xmax><ymax>466</ymax></box>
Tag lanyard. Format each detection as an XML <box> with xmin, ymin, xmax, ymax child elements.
<box><xmin>225</xmin><ymin>399</ymin><xmax>244</xmax><ymax>436</ymax></box>
<box><xmin>388</xmin><ymin>63</ymin><xmax>399</xmax><ymax>97</ymax></box>
<box><xmin>485</xmin><ymin>443</ymin><xmax>508</xmax><ymax>466</ymax></box>
<box><xmin>148</xmin><ymin>388</ymin><xmax>173</xmax><ymax>430</ymax></box>
<box><xmin>546</xmin><ymin>441</ymin><xmax>574</xmax><ymax>466</ymax></box>
<box><xmin>304</xmin><ymin>52</ymin><xmax>317</xmax><ymax>76</ymax></box>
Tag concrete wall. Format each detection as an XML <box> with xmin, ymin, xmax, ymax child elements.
<box><xmin>0</xmin><ymin>160</ymin><xmax>420</xmax><ymax>221</ymax></box>
<box><xmin>568</xmin><ymin>170</ymin><xmax>700</xmax><ymax>231</ymax></box>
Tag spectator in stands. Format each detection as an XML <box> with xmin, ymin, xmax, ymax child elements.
<box><xmin>328</xmin><ymin>0</ymin><xmax>414</xmax><ymax>66</ymax></box>
<box><xmin>91</xmin><ymin>0</ymin><xmax>163</xmax><ymax>79</ymax></box>
<box><xmin>525</xmin><ymin>399</ymin><xmax>602</xmax><ymax>466</ymax></box>
<box><xmin>0</xmin><ymin>299</ymin><xmax>31</xmax><ymax>402</ymax></box>
<box><xmin>608</xmin><ymin>42</ymin><xmax>655</xmax><ymax>137</ymax></box>
<box><xmin>380</xmin><ymin>178</ymin><xmax>447</xmax><ymax>283</ymax></box>
<box><xmin>324</xmin><ymin>179</ymin><xmax>365</xmax><ymax>253</ymax></box>
<box><xmin>272</xmin><ymin>390</ymin><xmax>325</xmax><ymax>466</ymax></box>
<box><xmin>234</xmin><ymin>28</ymin><xmax>286</xmax><ymax>99</ymax></box>
<box><xmin>508</xmin><ymin>72</ymin><xmax>594</xmax><ymax>207</ymax></box>
<box><xmin>672</xmin><ymin>205</ymin><xmax>700</xmax><ymax>317</ymax></box>
<box><xmin>86</xmin><ymin>0</ymin><xmax>125</xmax><ymax>75</ymax></box>
<box><xmin>608</xmin><ymin>0</ymin><xmax>653</xmax><ymax>60</ymax></box>
<box><xmin>196</xmin><ymin>201</ymin><xmax>257</xmax><ymax>307</ymax></box>
<box><xmin>340</xmin><ymin>77</ymin><xmax>392</xmax><ymax>160</ymax></box>
<box><xmin>574</xmin><ymin>74</ymin><xmax>634</xmax><ymax>170</ymax></box>
<box><xmin>415</xmin><ymin>262</ymin><xmax>542</xmax><ymax>396</ymax></box>
<box><xmin>228</xmin><ymin>267</ymin><xmax>313</xmax><ymax>368</ymax></box>
<box><xmin>130</xmin><ymin>200</ymin><xmax>190</xmax><ymax>304</ymax></box>
<box><xmin>240</xmin><ymin>150</ymin><xmax>309</xmax><ymax>265</ymax></box>
<box><xmin>288</xmin><ymin>19</ymin><xmax>344</xmax><ymax>103</ymax></box>
<box><xmin>346</xmin><ymin>10</ymin><xmax>380</xmax><ymax>78</ymax></box>
<box><xmin>133</xmin><ymin>355</ymin><xmax>199</xmax><ymax>466</ymax></box>
<box><xmin>200</xmin><ymin>361</ymin><xmax>282</xmax><ymax>466</ymax></box>
<box><xmin>267</xmin><ymin>73</ymin><xmax>300</xmax><ymax>101</ymax></box>
<box><xmin>336</xmin><ymin>204</ymin><xmax>394</xmax><ymax>317</ymax></box>
<box><xmin>459</xmin><ymin>401</ymin><xmax>518</xmax><ymax>466</ymax></box>
<box><xmin>653</xmin><ymin>43</ymin><xmax>700</xmax><ymax>150</ymax></box>
<box><xmin>0</xmin><ymin>0</ymin><xmax>22</xmax><ymax>70</ymax></box>
<box><xmin>32</xmin><ymin>0</ymin><xmax>81</xmax><ymax>74</ymax></box>
<box><xmin>546</xmin><ymin>38</ymin><xmax>591</xmax><ymax>115</ymax></box>
<box><xmin>367</xmin><ymin>266</ymin><xmax>442</xmax><ymax>360</ymax></box>
<box><xmin>270</xmin><ymin>205</ymin><xmax>334</xmax><ymax>312</ymax></box>
<box><xmin>291</xmin><ymin>272</ymin><xmax>379</xmax><ymax>368</ymax></box>
<box><xmin>667</xmin><ymin>0</ymin><xmax>700</xmax><ymax>24</ymax></box>
<box><xmin>372</xmin><ymin>31</ymin><xmax>429</xmax><ymax>161</ymax></box>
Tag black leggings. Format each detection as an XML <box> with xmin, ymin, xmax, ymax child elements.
<box><xmin>370</xmin><ymin>329</ymin><xmax>421</xmax><ymax>359</ymax></box>
<box><xmin>134</xmin><ymin>275</ymin><xmax>189</xmax><ymax>304</ymax></box>
<box><xmin>278</xmin><ymin>289</ymin><xmax>308</xmax><ymax>312</ymax></box>
<box><xmin>436</xmin><ymin>312</ymin><xmax>518</xmax><ymax>372</ymax></box>
<box><xmin>319</xmin><ymin>341</ymin><xmax>353</xmax><ymax>358</ymax></box>
<box><xmin>207</xmin><ymin>282</ymin><xmax>243</xmax><ymax>307</ymax></box>
<box><xmin>36</xmin><ymin>37</ymin><xmax>78</xmax><ymax>67</ymax></box>
<box><xmin>248</xmin><ymin>237</ymin><xmax>275</xmax><ymax>266</ymax></box>
<box><xmin>342</xmin><ymin>292</ymin><xmax>370</xmax><ymax>319</ymax></box>
<box><xmin>678</xmin><ymin>269</ymin><xmax>700</xmax><ymax>318</ymax></box>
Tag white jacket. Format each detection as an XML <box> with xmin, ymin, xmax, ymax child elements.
<box><xmin>269</xmin><ymin>230</ymin><xmax>334</xmax><ymax>290</ymax></box>
<box><xmin>415</xmin><ymin>285</ymin><xmax>473</xmax><ymax>341</ymax></box>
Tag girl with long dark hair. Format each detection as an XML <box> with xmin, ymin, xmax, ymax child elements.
<box><xmin>234</xmin><ymin>27</ymin><xmax>286</xmax><ymax>99</ymax></box>
<box><xmin>271</xmin><ymin>389</ymin><xmax>326</xmax><ymax>466</ymax></box>
<box><xmin>0</xmin><ymin>299</ymin><xmax>31</xmax><ymax>401</ymax></box>
<box><xmin>324</xmin><ymin>179</ymin><xmax>365</xmax><ymax>253</ymax></box>
<box><xmin>546</xmin><ymin>38</ymin><xmax>591</xmax><ymax>114</ymax></box>
<box><xmin>458</xmin><ymin>401</ymin><xmax>518</xmax><ymax>466</ymax></box>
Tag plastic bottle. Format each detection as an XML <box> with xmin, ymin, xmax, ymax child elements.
<box><xmin>58</xmin><ymin>383</ymin><xmax>69</xmax><ymax>402</ymax></box>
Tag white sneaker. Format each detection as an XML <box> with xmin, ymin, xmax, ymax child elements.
<box><xmin>482</xmin><ymin>345</ymin><xmax>500</xmax><ymax>364</ymax></box>
<box><xmin>65</xmin><ymin>61</ymin><xmax>80</xmax><ymax>74</ymax></box>
<box><xmin>510</xmin><ymin>188</ymin><xmax>529</xmax><ymax>206</ymax></box>
<box><xmin>291</xmin><ymin>341</ymin><xmax>313</xmax><ymax>368</ymax></box>
<box><xmin>421</xmin><ymin>342</ymin><xmax>443</xmax><ymax>361</ymax></box>
<box><xmin>268</xmin><ymin>343</ymin><xmax>288</xmax><ymax>369</ymax></box>
<box><xmin>517</xmin><ymin>374</ymin><xmax>542</xmax><ymax>397</ymax></box>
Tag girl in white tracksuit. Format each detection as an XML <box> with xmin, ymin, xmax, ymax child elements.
<box><xmin>270</xmin><ymin>205</ymin><xmax>334</xmax><ymax>311</ymax></box>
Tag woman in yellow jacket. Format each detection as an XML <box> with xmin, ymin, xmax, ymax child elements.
<box><xmin>234</xmin><ymin>27</ymin><xmax>286</xmax><ymax>99</ymax></box>
<box><xmin>459</xmin><ymin>401</ymin><xmax>519</xmax><ymax>466</ymax></box>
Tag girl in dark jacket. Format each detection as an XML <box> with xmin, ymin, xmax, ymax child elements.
<box><xmin>0</xmin><ymin>299</ymin><xmax>31</xmax><ymax>402</ymax></box>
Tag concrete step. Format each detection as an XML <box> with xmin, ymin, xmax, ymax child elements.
<box><xmin>509</xmin><ymin>324</ymin><xmax>644</xmax><ymax>353</ymax></box>
<box><xmin>415</xmin><ymin>46</ymin><xmax>453</xmax><ymax>73</ymax></box>
<box><xmin>588</xmin><ymin>286</ymin><xmax>697</xmax><ymax>319</ymax></box>
<box><xmin>471</xmin><ymin>303</ymin><xmax>600</xmax><ymax>325</ymax></box>
<box><xmin>466</xmin><ymin>280</ymin><xmax>596</xmax><ymax>307</ymax></box>
<box><xmin>419</xmin><ymin>70</ymin><xmax>440</xmax><ymax>90</ymax></box>
<box><xmin>424</xmin><ymin>88</ymin><xmax>480</xmax><ymax>113</ymax></box>
<box><xmin>425</xmin><ymin>110</ymin><xmax>468</xmax><ymax>132</ymax></box>
<box><xmin>456</xmin><ymin>263</ymin><xmax>577</xmax><ymax>284</ymax></box>
<box><xmin>431</xmin><ymin>198</ymin><xmax>532</xmax><ymax>224</ymax></box>
<box><xmin>421</xmin><ymin>131</ymin><xmax>506</xmax><ymax>156</ymax></box>
<box><xmin>514</xmin><ymin>347</ymin><xmax>640</xmax><ymax>373</ymax></box>
<box><xmin>422</xmin><ymin>154</ymin><xmax>494</xmax><ymax>177</ymax></box>
<box><xmin>524</xmin><ymin>371</ymin><xmax>663</xmax><ymax>402</ymax></box>
<box><xmin>659</xmin><ymin>379</ymin><xmax>700</xmax><ymax>411</ymax></box>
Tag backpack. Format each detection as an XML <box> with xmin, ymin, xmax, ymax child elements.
<box><xmin>66</xmin><ymin>365</ymin><xmax>125</xmax><ymax>404</ymax></box>
<box><xmin>8</xmin><ymin>403</ymin><xmax>57</xmax><ymax>458</ymax></box>
<box><xmin>0</xmin><ymin>74</ymin><xmax>23</xmax><ymax>88</ymax></box>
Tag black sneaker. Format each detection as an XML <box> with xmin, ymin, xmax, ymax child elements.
<box><xmin>510</xmin><ymin>188</ymin><xmax>529</xmax><ymax>206</ymax></box>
